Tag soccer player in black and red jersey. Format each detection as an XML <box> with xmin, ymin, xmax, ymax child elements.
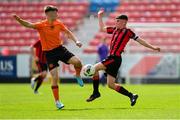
<box><xmin>31</xmin><ymin>40</ymin><xmax>47</xmax><ymax>94</ymax></box>
<box><xmin>86</xmin><ymin>8</ymin><xmax>161</xmax><ymax>106</ymax></box>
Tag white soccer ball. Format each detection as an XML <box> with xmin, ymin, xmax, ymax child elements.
<box><xmin>82</xmin><ymin>64</ymin><xmax>95</xmax><ymax>77</ymax></box>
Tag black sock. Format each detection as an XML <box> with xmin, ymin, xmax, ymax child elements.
<box><xmin>93</xmin><ymin>80</ymin><xmax>99</xmax><ymax>94</ymax></box>
<box><xmin>34</xmin><ymin>76</ymin><xmax>44</xmax><ymax>92</ymax></box>
<box><xmin>118</xmin><ymin>87</ymin><xmax>132</xmax><ymax>98</ymax></box>
<box><xmin>33</xmin><ymin>75</ymin><xmax>40</xmax><ymax>82</ymax></box>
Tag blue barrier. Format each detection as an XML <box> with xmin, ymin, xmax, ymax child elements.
<box><xmin>0</xmin><ymin>56</ymin><xmax>17</xmax><ymax>78</ymax></box>
<box><xmin>89</xmin><ymin>0</ymin><xmax>120</xmax><ymax>13</ymax></box>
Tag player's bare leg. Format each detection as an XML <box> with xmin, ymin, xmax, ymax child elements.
<box><xmin>107</xmin><ymin>75</ymin><xmax>138</xmax><ymax>106</ymax></box>
<box><xmin>50</xmin><ymin>67</ymin><xmax>64</xmax><ymax>109</ymax></box>
<box><xmin>86</xmin><ymin>62</ymin><xmax>106</xmax><ymax>102</ymax></box>
<box><xmin>68</xmin><ymin>56</ymin><xmax>84</xmax><ymax>87</ymax></box>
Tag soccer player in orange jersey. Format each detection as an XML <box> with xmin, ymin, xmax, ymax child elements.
<box><xmin>13</xmin><ymin>5</ymin><xmax>84</xmax><ymax>109</ymax></box>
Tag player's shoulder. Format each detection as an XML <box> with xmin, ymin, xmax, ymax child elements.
<box><xmin>125</xmin><ymin>28</ymin><xmax>136</xmax><ymax>34</ymax></box>
<box><xmin>35</xmin><ymin>19</ymin><xmax>47</xmax><ymax>25</ymax></box>
<box><xmin>56</xmin><ymin>19</ymin><xmax>61</xmax><ymax>22</ymax></box>
<box><xmin>127</xmin><ymin>27</ymin><xmax>136</xmax><ymax>31</ymax></box>
<box><xmin>55</xmin><ymin>19</ymin><xmax>67</xmax><ymax>30</ymax></box>
<box><xmin>41</xmin><ymin>19</ymin><xmax>48</xmax><ymax>24</ymax></box>
<box><xmin>56</xmin><ymin>19</ymin><xmax>64</xmax><ymax>24</ymax></box>
<box><xmin>124</xmin><ymin>27</ymin><xmax>132</xmax><ymax>31</ymax></box>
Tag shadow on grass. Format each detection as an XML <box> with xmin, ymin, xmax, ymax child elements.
<box><xmin>62</xmin><ymin>107</ymin><xmax>130</xmax><ymax>111</ymax></box>
<box><xmin>112</xmin><ymin>107</ymin><xmax>161</xmax><ymax>110</ymax></box>
<box><xmin>61</xmin><ymin>107</ymin><xmax>161</xmax><ymax>111</ymax></box>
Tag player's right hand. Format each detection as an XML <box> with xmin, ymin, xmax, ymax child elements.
<box><xmin>76</xmin><ymin>41</ymin><xmax>82</xmax><ymax>48</ymax></box>
<box><xmin>153</xmin><ymin>47</ymin><xmax>161</xmax><ymax>52</ymax></box>
<box><xmin>98</xmin><ymin>8</ymin><xmax>104</xmax><ymax>17</ymax></box>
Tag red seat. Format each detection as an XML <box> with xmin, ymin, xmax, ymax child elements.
<box><xmin>83</xmin><ymin>46</ymin><xmax>97</xmax><ymax>54</ymax></box>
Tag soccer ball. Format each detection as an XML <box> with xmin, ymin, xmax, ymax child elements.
<box><xmin>82</xmin><ymin>64</ymin><xmax>95</xmax><ymax>77</ymax></box>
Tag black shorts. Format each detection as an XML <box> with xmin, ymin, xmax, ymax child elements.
<box><xmin>36</xmin><ymin>61</ymin><xmax>48</xmax><ymax>73</ymax></box>
<box><xmin>101</xmin><ymin>55</ymin><xmax>122</xmax><ymax>78</ymax></box>
<box><xmin>44</xmin><ymin>45</ymin><xmax>75</xmax><ymax>71</ymax></box>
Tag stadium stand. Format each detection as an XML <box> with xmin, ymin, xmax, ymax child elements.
<box><xmin>107</xmin><ymin>0</ymin><xmax>180</xmax><ymax>24</ymax></box>
<box><xmin>129</xmin><ymin>56</ymin><xmax>162</xmax><ymax>77</ymax></box>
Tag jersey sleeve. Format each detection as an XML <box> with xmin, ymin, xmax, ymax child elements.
<box><xmin>59</xmin><ymin>21</ymin><xmax>67</xmax><ymax>31</ymax></box>
<box><xmin>129</xmin><ymin>29</ymin><xmax>139</xmax><ymax>41</ymax></box>
<box><xmin>106</xmin><ymin>27</ymin><xmax>115</xmax><ymax>34</ymax></box>
<box><xmin>34</xmin><ymin>22</ymin><xmax>43</xmax><ymax>30</ymax></box>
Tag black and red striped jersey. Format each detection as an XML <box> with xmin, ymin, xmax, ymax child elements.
<box><xmin>107</xmin><ymin>27</ymin><xmax>138</xmax><ymax>56</ymax></box>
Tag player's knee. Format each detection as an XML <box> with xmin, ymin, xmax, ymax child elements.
<box><xmin>107</xmin><ymin>84</ymin><xmax>113</xmax><ymax>89</ymax></box>
<box><xmin>94</xmin><ymin>63</ymin><xmax>106</xmax><ymax>71</ymax></box>
<box><xmin>51</xmin><ymin>80</ymin><xmax>58</xmax><ymax>86</ymax></box>
<box><xmin>107</xmin><ymin>82</ymin><xmax>114</xmax><ymax>89</ymax></box>
<box><xmin>94</xmin><ymin>66</ymin><xmax>99</xmax><ymax>73</ymax></box>
<box><xmin>74</xmin><ymin>59</ymin><xmax>82</xmax><ymax>67</ymax></box>
<box><xmin>51</xmin><ymin>76</ymin><xmax>59</xmax><ymax>85</ymax></box>
<box><xmin>50</xmin><ymin>72</ymin><xmax>58</xmax><ymax>82</ymax></box>
<box><xmin>41</xmin><ymin>71</ymin><xmax>47</xmax><ymax>78</ymax></box>
<box><xmin>94</xmin><ymin>72</ymin><xmax>99</xmax><ymax>77</ymax></box>
<box><xmin>52</xmin><ymin>75</ymin><xmax>58</xmax><ymax>80</ymax></box>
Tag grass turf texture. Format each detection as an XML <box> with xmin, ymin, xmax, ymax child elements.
<box><xmin>0</xmin><ymin>84</ymin><xmax>179</xmax><ymax>119</ymax></box>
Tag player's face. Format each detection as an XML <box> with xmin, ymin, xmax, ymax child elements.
<box><xmin>115</xmin><ymin>19</ymin><xmax>127</xmax><ymax>29</ymax></box>
<box><xmin>46</xmin><ymin>11</ymin><xmax>58</xmax><ymax>20</ymax></box>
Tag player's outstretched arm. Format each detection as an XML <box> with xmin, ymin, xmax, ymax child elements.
<box><xmin>136</xmin><ymin>38</ymin><xmax>161</xmax><ymax>52</ymax></box>
<box><xmin>64</xmin><ymin>28</ymin><xmax>82</xmax><ymax>48</ymax></box>
<box><xmin>98</xmin><ymin>8</ymin><xmax>107</xmax><ymax>32</ymax></box>
<box><xmin>13</xmin><ymin>14</ymin><xmax>35</xmax><ymax>29</ymax></box>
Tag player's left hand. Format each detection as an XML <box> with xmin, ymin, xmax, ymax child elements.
<box><xmin>153</xmin><ymin>47</ymin><xmax>161</xmax><ymax>52</ymax></box>
<box><xmin>76</xmin><ymin>41</ymin><xmax>82</xmax><ymax>48</ymax></box>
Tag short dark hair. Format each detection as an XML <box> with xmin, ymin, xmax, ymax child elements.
<box><xmin>44</xmin><ymin>5</ymin><xmax>58</xmax><ymax>13</ymax></box>
<box><xmin>116</xmin><ymin>15</ymin><xmax>128</xmax><ymax>21</ymax></box>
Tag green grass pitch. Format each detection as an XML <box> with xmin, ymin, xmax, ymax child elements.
<box><xmin>0</xmin><ymin>83</ymin><xmax>179</xmax><ymax>119</ymax></box>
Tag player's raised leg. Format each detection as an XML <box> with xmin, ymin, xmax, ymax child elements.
<box><xmin>67</xmin><ymin>56</ymin><xmax>84</xmax><ymax>87</ymax></box>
